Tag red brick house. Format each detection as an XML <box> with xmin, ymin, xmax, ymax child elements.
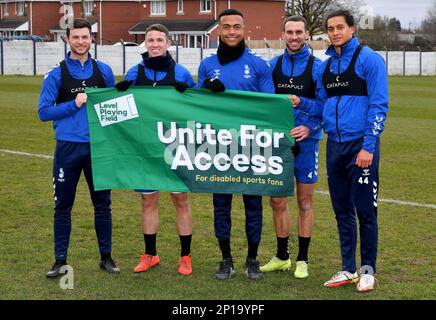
<box><xmin>0</xmin><ymin>1</ymin><xmax>286</xmax><ymax>47</ymax></box>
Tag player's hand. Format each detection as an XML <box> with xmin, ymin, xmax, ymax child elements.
<box><xmin>115</xmin><ymin>80</ymin><xmax>133</xmax><ymax>91</ymax></box>
<box><xmin>355</xmin><ymin>149</ymin><xmax>373</xmax><ymax>168</ymax></box>
<box><xmin>174</xmin><ymin>81</ymin><xmax>188</xmax><ymax>93</ymax></box>
<box><xmin>288</xmin><ymin>95</ymin><xmax>301</xmax><ymax>108</ymax></box>
<box><xmin>75</xmin><ymin>93</ymin><xmax>87</xmax><ymax>108</ymax></box>
<box><xmin>204</xmin><ymin>78</ymin><xmax>225</xmax><ymax>93</ymax></box>
<box><xmin>290</xmin><ymin>125</ymin><xmax>310</xmax><ymax>142</ymax></box>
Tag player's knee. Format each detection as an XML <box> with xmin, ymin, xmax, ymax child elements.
<box><xmin>172</xmin><ymin>193</ymin><xmax>190</xmax><ymax>211</ymax></box>
<box><xmin>141</xmin><ymin>196</ymin><xmax>158</xmax><ymax>212</ymax></box>
<box><xmin>298</xmin><ymin>197</ymin><xmax>312</xmax><ymax>215</ymax></box>
<box><xmin>270</xmin><ymin>197</ymin><xmax>288</xmax><ymax>212</ymax></box>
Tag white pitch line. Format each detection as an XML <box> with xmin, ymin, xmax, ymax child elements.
<box><xmin>0</xmin><ymin>149</ymin><xmax>53</xmax><ymax>160</ymax></box>
<box><xmin>315</xmin><ymin>191</ymin><xmax>436</xmax><ymax>210</ymax></box>
<box><xmin>1</xmin><ymin>148</ymin><xmax>435</xmax><ymax>210</ymax></box>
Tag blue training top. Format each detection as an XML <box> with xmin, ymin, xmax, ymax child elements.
<box><xmin>269</xmin><ymin>44</ymin><xmax>323</xmax><ymax>141</ymax></box>
<box><xmin>38</xmin><ymin>52</ymin><xmax>115</xmax><ymax>143</ymax></box>
<box><xmin>316</xmin><ymin>37</ymin><xmax>388</xmax><ymax>153</ymax></box>
<box><xmin>124</xmin><ymin>59</ymin><xmax>196</xmax><ymax>88</ymax></box>
<box><xmin>197</xmin><ymin>47</ymin><xmax>274</xmax><ymax>93</ymax></box>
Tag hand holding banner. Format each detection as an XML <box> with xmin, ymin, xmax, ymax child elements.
<box><xmin>86</xmin><ymin>87</ymin><xmax>295</xmax><ymax>196</ymax></box>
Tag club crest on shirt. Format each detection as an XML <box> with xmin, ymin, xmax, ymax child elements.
<box><xmin>213</xmin><ymin>69</ymin><xmax>221</xmax><ymax>79</ymax></box>
<box><xmin>244</xmin><ymin>65</ymin><xmax>251</xmax><ymax>79</ymax></box>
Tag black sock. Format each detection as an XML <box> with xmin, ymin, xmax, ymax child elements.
<box><xmin>100</xmin><ymin>252</ymin><xmax>111</xmax><ymax>261</ymax></box>
<box><xmin>144</xmin><ymin>233</ymin><xmax>157</xmax><ymax>256</ymax></box>
<box><xmin>297</xmin><ymin>236</ymin><xmax>311</xmax><ymax>262</ymax></box>
<box><xmin>179</xmin><ymin>234</ymin><xmax>192</xmax><ymax>257</ymax></box>
<box><xmin>218</xmin><ymin>239</ymin><xmax>231</xmax><ymax>260</ymax></box>
<box><xmin>247</xmin><ymin>242</ymin><xmax>259</xmax><ymax>260</ymax></box>
<box><xmin>276</xmin><ymin>237</ymin><xmax>289</xmax><ymax>260</ymax></box>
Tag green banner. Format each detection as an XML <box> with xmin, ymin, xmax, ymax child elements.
<box><xmin>86</xmin><ymin>87</ymin><xmax>295</xmax><ymax>196</ymax></box>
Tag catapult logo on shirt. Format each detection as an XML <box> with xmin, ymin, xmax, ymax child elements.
<box><xmin>70</xmin><ymin>80</ymin><xmax>99</xmax><ymax>94</ymax></box>
<box><xmin>326</xmin><ymin>75</ymin><xmax>349</xmax><ymax>89</ymax></box>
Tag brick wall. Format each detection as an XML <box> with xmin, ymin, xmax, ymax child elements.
<box><xmin>1</xmin><ymin>1</ymin><xmax>286</xmax><ymax>45</ymax></box>
<box><xmin>209</xmin><ymin>0</ymin><xmax>285</xmax><ymax>43</ymax></box>
<box><xmin>31</xmin><ymin>2</ymin><xmax>64</xmax><ymax>40</ymax></box>
<box><xmin>97</xmin><ymin>1</ymin><xmax>145</xmax><ymax>44</ymax></box>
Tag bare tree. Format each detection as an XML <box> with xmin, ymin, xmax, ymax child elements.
<box><xmin>358</xmin><ymin>15</ymin><xmax>402</xmax><ymax>50</ymax></box>
<box><xmin>421</xmin><ymin>0</ymin><xmax>436</xmax><ymax>45</ymax></box>
<box><xmin>284</xmin><ymin>0</ymin><xmax>366</xmax><ymax>39</ymax></box>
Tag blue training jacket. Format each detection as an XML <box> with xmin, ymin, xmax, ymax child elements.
<box><xmin>197</xmin><ymin>47</ymin><xmax>274</xmax><ymax>93</ymax></box>
<box><xmin>316</xmin><ymin>37</ymin><xmax>388</xmax><ymax>153</ymax></box>
<box><xmin>124</xmin><ymin>60</ymin><xmax>196</xmax><ymax>88</ymax></box>
<box><xmin>269</xmin><ymin>45</ymin><xmax>323</xmax><ymax>141</ymax></box>
<box><xmin>38</xmin><ymin>52</ymin><xmax>115</xmax><ymax>143</ymax></box>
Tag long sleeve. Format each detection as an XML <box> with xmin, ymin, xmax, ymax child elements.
<box><xmin>257</xmin><ymin>61</ymin><xmax>275</xmax><ymax>94</ymax></box>
<box><xmin>37</xmin><ymin>67</ymin><xmax>79</xmax><ymax>122</ymax></box>
<box><xmin>124</xmin><ymin>64</ymin><xmax>139</xmax><ymax>84</ymax></box>
<box><xmin>197</xmin><ymin>61</ymin><xmax>207</xmax><ymax>89</ymax></box>
<box><xmin>361</xmin><ymin>52</ymin><xmax>388</xmax><ymax>153</ymax></box>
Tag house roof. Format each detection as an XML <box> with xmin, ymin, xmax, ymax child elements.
<box><xmin>129</xmin><ymin>19</ymin><xmax>218</xmax><ymax>35</ymax></box>
<box><xmin>0</xmin><ymin>18</ymin><xmax>28</xmax><ymax>31</ymax></box>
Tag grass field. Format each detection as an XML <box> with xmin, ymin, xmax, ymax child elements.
<box><xmin>0</xmin><ymin>75</ymin><xmax>435</xmax><ymax>300</ymax></box>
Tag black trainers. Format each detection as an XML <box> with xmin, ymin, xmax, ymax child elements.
<box><xmin>99</xmin><ymin>258</ymin><xmax>121</xmax><ymax>274</ymax></box>
<box><xmin>46</xmin><ymin>260</ymin><xmax>67</xmax><ymax>279</ymax></box>
<box><xmin>245</xmin><ymin>258</ymin><xmax>263</xmax><ymax>280</ymax></box>
<box><xmin>215</xmin><ymin>257</ymin><xmax>235</xmax><ymax>280</ymax></box>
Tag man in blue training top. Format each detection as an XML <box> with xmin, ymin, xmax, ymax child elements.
<box><xmin>115</xmin><ymin>24</ymin><xmax>196</xmax><ymax>276</ymax></box>
<box><xmin>317</xmin><ymin>10</ymin><xmax>388</xmax><ymax>292</ymax></box>
<box><xmin>198</xmin><ymin>9</ymin><xmax>275</xmax><ymax>281</ymax></box>
<box><xmin>260</xmin><ymin>16</ymin><xmax>323</xmax><ymax>280</ymax></box>
<box><xmin>38</xmin><ymin>19</ymin><xmax>119</xmax><ymax>278</ymax></box>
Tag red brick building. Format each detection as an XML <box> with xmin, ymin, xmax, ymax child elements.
<box><xmin>0</xmin><ymin>1</ymin><xmax>286</xmax><ymax>47</ymax></box>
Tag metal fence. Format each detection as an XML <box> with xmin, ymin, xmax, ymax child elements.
<box><xmin>1</xmin><ymin>40</ymin><xmax>436</xmax><ymax>76</ymax></box>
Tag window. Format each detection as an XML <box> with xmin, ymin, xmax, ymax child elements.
<box><xmin>4</xmin><ymin>1</ymin><xmax>9</xmax><ymax>16</ymax></box>
<box><xmin>177</xmin><ymin>0</ymin><xmax>183</xmax><ymax>13</ymax></box>
<box><xmin>188</xmin><ymin>35</ymin><xmax>203</xmax><ymax>48</ymax></box>
<box><xmin>200</xmin><ymin>0</ymin><xmax>211</xmax><ymax>12</ymax></box>
<box><xmin>151</xmin><ymin>0</ymin><xmax>166</xmax><ymax>16</ymax></box>
<box><xmin>172</xmin><ymin>34</ymin><xmax>180</xmax><ymax>44</ymax></box>
<box><xmin>84</xmin><ymin>1</ymin><xmax>94</xmax><ymax>16</ymax></box>
<box><xmin>16</xmin><ymin>1</ymin><xmax>25</xmax><ymax>16</ymax></box>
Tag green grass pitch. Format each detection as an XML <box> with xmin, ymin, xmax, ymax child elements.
<box><xmin>0</xmin><ymin>75</ymin><xmax>435</xmax><ymax>300</ymax></box>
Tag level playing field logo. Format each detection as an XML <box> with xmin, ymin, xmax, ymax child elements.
<box><xmin>94</xmin><ymin>94</ymin><xmax>139</xmax><ymax>126</ymax></box>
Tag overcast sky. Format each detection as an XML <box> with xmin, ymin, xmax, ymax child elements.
<box><xmin>364</xmin><ymin>0</ymin><xmax>434</xmax><ymax>29</ymax></box>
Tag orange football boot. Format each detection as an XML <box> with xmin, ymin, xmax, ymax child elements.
<box><xmin>178</xmin><ymin>254</ymin><xmax>192</xmax><ymax>275</ymax></box>
<box><xmin>133</xmin><ymin>254</ymin><xmax>160</xmax><ymax>273</ymax></box>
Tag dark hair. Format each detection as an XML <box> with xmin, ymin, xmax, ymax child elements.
<box><xmin>218</xmin><ymin>9</ymin><xmax>244</xmax><ymax>22</ymax></box>
<box><xmin>324</xmin><ymin>9</ymin><xmax>355</xmax><ymax>29</ymax></box>
<box><xmin>66</xmin><ymin>18</ymin><xmax>92</xmax><ymax>37</ymax></box>
<box><xmin>283</xmin><ymin>15</ymin><xmax>307</xmax><ymax>31</ymax></box>
<box><xmin>145</xmin><ymin>23</ymin><xmax>170</xmax><ymax>39</ymax></box>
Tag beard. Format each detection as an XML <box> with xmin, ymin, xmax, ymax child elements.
<box><xmin>70</xmin><ymin>43</ymin><xmax>91</xmax><ymax>56</ymax></box>
<box><xmin>286</xmin><ymin>42</ymin><xmax>304</xmax><ymax>53</ymax></box>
